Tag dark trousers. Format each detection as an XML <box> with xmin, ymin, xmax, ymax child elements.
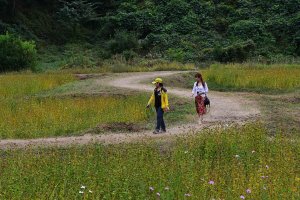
<box><xmin>155</xmin><ymin>107</ymin><xmax>166</xmax><ymax>131</ymax></box>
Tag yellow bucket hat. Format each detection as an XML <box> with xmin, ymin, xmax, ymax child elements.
<box><xmin>152</xmin><ymin>78</ymin><xmax>163</xmax><ymax>84</ymax></box>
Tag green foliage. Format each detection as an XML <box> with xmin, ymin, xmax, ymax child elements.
<box><xmin>1</xmin><ymin>0</ymin><xmax>299</xmax><ymax>63</ymax></box>
<box><xmin>59</xmin><ymin>43</ymin><xmax>98</xmax><ymax>68</ymax></box>
<box><xmin>0</xmin><ymin>33</ymin><xmax>37</xmax><ymax>72</ymax></box>
<box><xmin>166</xmin><ymin>48</ymin><xmax>185</xmax><ymax>62</ymax></box>
<box><xmin>121</xmin><ymin>50</ymin><xmax>138</xmax><ymax>61</ymax></box>
<box><xmin>213</xmin><ymin>40</ymin><xmax>256</xmax><ymax>62</ymax></box>
<box><xmin>55</xmin><ymin>0</ymin><xmax>100</xmax><ymax>40</ymax></box>
<box><xmin>228</xmin><ymin>20</ymin><xmax>266</xmax><ymax>40</ymax></box>
<box><xmin>106</xmin><ymin>31</ymin><xmax>139</xmax><ymax>55</ymax></box>
<box><xmin>57</xmin><ymin>0</ymin><xmax>99</xmax><ymax>28</ymax></box>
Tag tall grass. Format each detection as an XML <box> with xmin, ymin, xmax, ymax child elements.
<box><xmin>0</xmin><ymin>73</ymin><xmax>150</xmax><ymax>139</ymax></box>
<box><xmin>57</xmin><ymin>60</ymin><xmax>195</xmax><ymax>74</ymax></box>
<box><xmin>206</xmin><ymin>64</ymin><xmax>300</xmax><ymax>92</ymax></box>
<box><xmin>162</xmin><ymin>64</ymin><xmax>300</xmax><ymax>93</ymax></box>
<box><xmin>0</xmin><ymin>124</ymin><xmax>299</xmax><ymax>199</ymax></box>
<box><xmin>0</xmin><ymin>95</ymin><xmax>149</xmax><ymax>139</ymax></box>
<box><xmin>0</xmin><ymin>73</ymin><xmax>196</xmax><ymax>139</ymax></box>
<box><xmin>0</xmin><ymin>73</ymin><xmax>75</xmax><ymax>97</ymax></box>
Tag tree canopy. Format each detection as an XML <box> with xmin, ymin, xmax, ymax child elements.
<box><xmin>0</xmin><ymin>0</ymin><xmax>299</xmax><ymax>62</ymax></box>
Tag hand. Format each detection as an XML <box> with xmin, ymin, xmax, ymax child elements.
<box><xmin>163</xmin><ymin>107</ymin><xmax>170</xmax><ymax>112</ymax></box>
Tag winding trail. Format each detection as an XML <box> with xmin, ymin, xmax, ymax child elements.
<box><xmin>0</xmin><ymin>71</ymin><xmax>260</xmax><ymax>149</ymax></box>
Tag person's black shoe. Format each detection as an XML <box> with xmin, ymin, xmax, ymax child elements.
<box><xmin>161</xmin><ymin>129</ymin><xmax>167</xmax><ymax>133</ymax></box>
<box><xmin>153</xmin><ymin>129</ymin><xmax>160</xmax><ymax>134</ymax></box>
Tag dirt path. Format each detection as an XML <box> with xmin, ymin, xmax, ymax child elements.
<box><xmin>0</xmin><ymin>71</ymin><xmax>260</xmax><ymax>149</ymax></box>
<box><xmin>107</xmin><ymin>71</ymin><xmax>259</xmax><ymax>122</ymax></box>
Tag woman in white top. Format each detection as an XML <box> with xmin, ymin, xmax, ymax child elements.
<box><xmin>192</xmin><ymin>72</ymin><xmax>208</xmax><ymax>124</ymax></box>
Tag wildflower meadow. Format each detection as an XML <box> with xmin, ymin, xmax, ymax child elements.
<box><xmin>0</xmin><ymin>124</ymin><xmax>299</xmax><ymax>199</ymax></box>
<box><xmin>0</xmin><ymin>65</ymin><xmax>299</xmax><ymax>199</ymax></box>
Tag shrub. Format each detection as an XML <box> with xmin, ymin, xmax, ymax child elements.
<box><xmin>122</xmin><ymin>50</ymin><xmax>138</xmax><ymax>61</ymax></box>
<box><xmin>0</xmin><ymin>33</ymin><xmax>37</xmax><ymax>72</ymax></box>
<box><xmin>166</xmin><ymin>48</ymin><xmax>185</xmax><ymax>62</ymax></box>
<box><xmin>107</xmin><ymin>31</ymin><xmax>139</xmax><ymax>55</ymax></box>
<box><xmin>213</xmin><ymin>40</ymin><xmax>255</xmax><ymax>62</ymax></box>
<box><xmin>59</xmin><ymin>43</ymin><xmax>97</xmax><ymax>69</ymax></box>
<box><xmin>56</xmin><ymin>0</ymin><xmax>99</xmax><ymax>35</ymax></box>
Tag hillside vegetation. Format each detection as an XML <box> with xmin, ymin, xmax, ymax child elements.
<box><xmin>0</xmin><ymin>0</ymin><xmax>299</xmax><ymax>69</ymax></box>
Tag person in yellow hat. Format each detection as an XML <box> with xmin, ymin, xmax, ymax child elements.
<box><xmin>146</xmin><ymin>78</ymin><xmax>169</xmax><ymax>134</ymax></box>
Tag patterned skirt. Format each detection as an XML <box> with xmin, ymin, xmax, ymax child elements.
<box><xmin>195</xmin><ymin>95</ymin><xmax>206</xmax><ymax>115</ymax></box>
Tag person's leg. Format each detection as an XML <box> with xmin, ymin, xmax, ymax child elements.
<box><xmin>160</xmin><ymin>108</ymin><xmax>166</xmax><ymax>132</ymax></box>
<box><xmin>199</xmin><ymin>96</ymin><xmax>205</xmax><ymax>124</ymax></box>
<box><xmin>195</xmin><ymin>96</ymin><xmax>205</xmax><ymax>125</ymax></box>
<box><xmin>195</xmin><ymin>96</ymin><xmax>202</xmax><ymax>124</ymax></box>
<box><xmin>157</xmin><ymin>107</ymin><xmax>164</xmax><ymax>129</ymax></box>
<box><xmin>154</xmin><ymin>107</ymin><xmax>166</xmax><ymax>133</ymax></box>
<box><xmin>199</xmin><ymin>114</ymin><xmax>203</xmax><ymax>124</ymax></box>
<box><xmin>155</xmin><ymin>107</ymin><xmax>160</xmax><ymax>132</ymax></box>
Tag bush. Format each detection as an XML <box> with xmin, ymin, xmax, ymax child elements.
<box><xmin>122</xmin><ymin>50</ymin><xmax>138</xmax><ymax>61</ymax></box>
<box><xmin>166</xmin><ymin>48</ymin><xmax>185</xmax><ymax>62</ymax></box>
<box><xmin>0</xmin><ymin>33</ymin><xmax>37</xmax><ymax>72</ymax></box>
<box><xmin>107</xmin><ymin>31</ymin><xmax>139</xmax><ymax>55</ymax></box>
<box><xmin>213</xmin><ymin>40</ymin><xmax>255</xmax><ymax>62</ymax></box>
<box><xmin>59</xmin><ymin>43</ymin><xmax>97</xmax><ymax>69</ymax></box>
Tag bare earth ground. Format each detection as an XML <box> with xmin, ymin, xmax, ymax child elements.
<box><xmin>0</xmin><ymin>71</ymin><xmax>260</xmax><ymax>149</ymax></box>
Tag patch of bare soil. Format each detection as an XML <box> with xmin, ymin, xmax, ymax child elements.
<box><xmin>86</xmin><ymin>122</ymin><xmax>144</xmax><ymax>134</ymax></box>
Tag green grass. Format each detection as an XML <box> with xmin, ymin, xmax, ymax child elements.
<box><xmin>162</xmin><ymin>65</ymin><xmax>300</xmax><ymax>134</ymax></box>
<box><xmin>0</xmin><ymin>73</ymin><xmax>195</xmax><ymax>139</ymax></box>
<box><xmin>206</xmin><ymin>64</ymin><xmax>300</xmax><ymax>93</ymax></box>
<box><xmin>162</xmin><ymin>64</ymin><xmax>300</xmax><ymax>93</ymax></box>
<box><xmin>160</xmin><ymin>71</ymin><xmax>195</xmax><ymax>89</ymax></box>
<box><xmin>37</xmin><ymin>44</ymin><xmax>195</xmax><ymax>73</ymax></box>
<box><xmin>0</xmin><ymin>73</ymin><xmax>75</xmax><ymax>97</ymax></box>
<box><xmin>0</xmin><ymin>93</ymin><xmax>195</xmax><ymax>139</ymax></box>
<box><xmin>0</xmin><ymin>95</ymin><xmax>151</xmax><ymax>139</ymax></box>
<box><xmin>259</xmin><ymin>91</ymin><xmax>300</xmax><ymax>135</ymax></box>
<box><xmin>0</xmin><ymin>124</ymin><xmax>299</xmax><ymax>199</ymax></box>
<box><xmin>56</xmin><ymin>60</ymin><xmax>194</xmax><ymax>74</ymax></box>
<box><xmin>0</xmin><ymin>73</ymin><xmax>150</xmax><ymax>139</ymax></box>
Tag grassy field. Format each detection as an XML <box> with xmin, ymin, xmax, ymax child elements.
<box><xmin>56</xmin><ymin>61</ymin><xmax>195</xmax><ymax>74</ymax></box>
<box><xmin>0</xmin><ymin>64</ymin><xmax>299</xmax><ymax>199</ymax></box>
<box><xmin>206</xmin><ymin>64</ymin><xmax>300</xmax><ymax>93</ymax></box>
<box><xmin>0</xmin><ymin>94</ymin><xmax>194</xmax><ymax>139</ymax></box>
<box><xmin>0</xmin><ymin>73</ymin><xmax>150</xmax><ymax>139</ymax></box>
<box><xmin>259</xmin><ymin>92</ymin><xmax>300</xmax><ymax>135</ymax></box>
<box><xmin>38</xmin><ymin>47</ymin><xmax>195</xmax><ymax>73</ymax></box>
<box><xmin>163</xmin><ymin>64</ymin><xmax>300</xmax><ymax>93</ymax></box>
<box><xmin>0</xmin><ymin>95</ymin><xmax>151</xmax><ymax>139</ymax></box>
<box><xmin>0</xmin><ymin>73</ymin><xmax>75</xmax><ymax>97</ymax></box>
<box><xmin>0</xmin><ymin>124</ymin><xmax>299</xmax><ymax>199</ymax></box>
<box><xmin>161</xmin><ymin>64</ymin><xmax>300</xmax><ymax>134</ymax></box>
<box><xmin>0</xmin><ymin>73</ymin><xmax>195</xmax><ymax>139</ymax></box>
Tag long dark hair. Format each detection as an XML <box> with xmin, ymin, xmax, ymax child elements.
<box><xmin>195</xmin><ymin>73</ymin><xmax>205</xmax><ymax>88</ymax></box>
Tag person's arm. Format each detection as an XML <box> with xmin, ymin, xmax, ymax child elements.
<box><xmin>146</xmin><ymin>92</ymin><xmax>154</xmax><ymax>107</ymax></box>
<box><xmin>165</xmin><ymin>93</ymin><xmax>169</xmax><ymax>110</ymax></box>
<box><xmin>205</xmin><ymin>82</ymin><xmax>208</xmax><ymax>93</ymax></box>
<box><xmin>162</xmin><ymin>92</ymin><xmax>169</xmax><ymax>111</ymax></box>
<box><xmin>192</xmin><ymin>82</ymin><xmax>196</xmax><ymax>97</ymax></box>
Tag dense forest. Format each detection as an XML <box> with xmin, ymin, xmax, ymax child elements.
<box><xmin>0</xmin><ymin>0</ymin><xmax>299</xmax><ymax>68</ymax></box>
